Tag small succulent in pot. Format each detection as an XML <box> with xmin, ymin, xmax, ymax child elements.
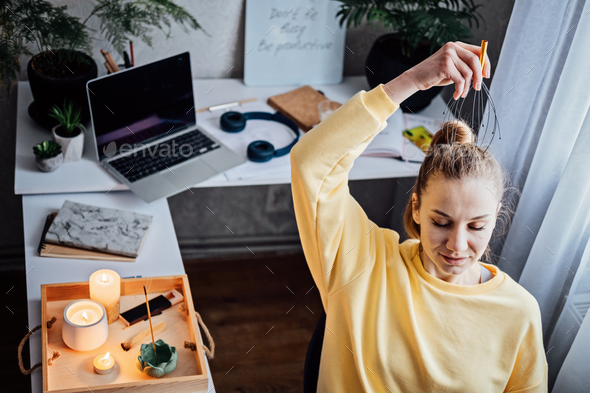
<box><xmin>33</xmin><ymin>140</ymin><xmax>63</xmax><ymax>172</ymax></box>
<box><xmin>49</xmin><ymin>100</ymin><xmax>86</xmax><ymax>162</ymax></box>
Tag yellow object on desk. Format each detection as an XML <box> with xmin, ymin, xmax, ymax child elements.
<box><xmin>402</xmin><ymin>126</ymin><xmax>433</xmax><ymax>153</ymax></box>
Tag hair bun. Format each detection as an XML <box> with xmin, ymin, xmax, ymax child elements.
<box><xmin>430</xmin><ymin>120</ymin><xmax>475</xmax><ymax>147</ymax></box>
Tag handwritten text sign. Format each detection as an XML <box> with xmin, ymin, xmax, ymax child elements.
<box><xmin>245</xmin><ymin>0</ymin><xmax>346</xmax><ymax>86</ymax></box>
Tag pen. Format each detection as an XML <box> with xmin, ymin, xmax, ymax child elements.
<box><xmin>122</xmin><ymin>275</ymin><xmax>142</xmax><ymax>279</ymax></box>
<box><xmin>197</xmin><ymin>97</ymin><xmax>258</xmax><ymax>113</ymax></box>
<box><xmin>130</xmin><ymin>41</ymin><xmax>135</xmax><ymax>67</ymax></box>
<box><xmin>123</xmin><ymin>51</ymin><xmax>131</xmax><ymax>69</ymax></box>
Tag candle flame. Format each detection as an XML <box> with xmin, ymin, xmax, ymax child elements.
<box><xmin>102</xmin><ymin>352</ymin><xmax>110</xmax><ymax>362</ymax></box>
<box><xmin>101</xmin><ymin>273</ymin><xmax>108</xmax><ymax>283</ymax></box>
<box><xmin>82</xmin><ymin>311</ymin><xmax>89</xmax><ymax>322</ymax></box>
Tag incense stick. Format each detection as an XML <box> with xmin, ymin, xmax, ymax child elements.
<box><xmin>143</xmin><ymin>286</ymin><xmax>157</xmax><ymax>362</ymax></box>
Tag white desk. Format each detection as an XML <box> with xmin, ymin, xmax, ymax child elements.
<box><xmin>22</xmin><ymin>192</ymin><xmax>216</xmax><ymax>393</ymax></box>
<box><xmin>15</xmin><ymin>76</ymin><xmax>446</xmax><ymax>195</ymax></box>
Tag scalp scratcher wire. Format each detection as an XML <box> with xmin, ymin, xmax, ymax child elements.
<box><xmin>440</xmin><ymin>40</ymin><xmax>501</xmax><ymax>154</ymax></box>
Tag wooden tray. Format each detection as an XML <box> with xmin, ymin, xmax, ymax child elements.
<box><xmin>41</xmin><ymin>275</ymin><xmax>209</xmax><ymax>393</ymax></box>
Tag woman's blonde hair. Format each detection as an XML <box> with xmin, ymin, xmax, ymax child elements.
<box><xmin>402</xmin><ymin>119</ymin><xmax>518</xmax><ymax>263</ymax></box>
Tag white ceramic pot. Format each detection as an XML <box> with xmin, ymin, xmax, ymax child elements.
<box><xmin>52</xmin><ymin>125</ymin><xmax>84</xmax><ymax>162</ymax></box>
<box><xmin>35</xmin><ymin>152</ymin><xmax>63</xmax><ymax>172</ymax></box>
<box><xmin>62</xmin><ymin>299</ymin><xmax>108</xmax><ymax>351</ymax></box>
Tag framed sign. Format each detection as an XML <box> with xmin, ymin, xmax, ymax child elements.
<box><xmin>244</xmin><ymin>0</ymin><xmax>346</xmax><ymax>86</ymax></box>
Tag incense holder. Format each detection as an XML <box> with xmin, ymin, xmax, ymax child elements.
<box><xmin>136</xmin><ymin>339</ymin><xmax>178</xmax><ymax>378</ymax></box>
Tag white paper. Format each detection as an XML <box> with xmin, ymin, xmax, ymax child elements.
<box><xmin>362</xmin><ymin>109</ymin><xmax>405</xmax><ymax>158</ymax></box>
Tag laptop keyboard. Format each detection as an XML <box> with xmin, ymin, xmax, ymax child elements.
<box><xmin>108</xmin><ymin>129</ymin><xmax>220</xmax><ymax>183</ymax></box>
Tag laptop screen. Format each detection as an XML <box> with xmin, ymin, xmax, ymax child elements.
<box><xmin>87</xmin><ymin>52</ymin><xmax>195</xmax><ymax>160</ymax></box>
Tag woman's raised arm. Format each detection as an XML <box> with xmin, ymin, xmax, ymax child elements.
<box><xmin>290</xmin><ymin>41</ymin><xmax>491</xmax><ymax>310</ymax></box>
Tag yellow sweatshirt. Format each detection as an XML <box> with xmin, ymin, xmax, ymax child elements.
<box><xmin>290</xmin><ymin>84</ymin><xmax>548</xmax><ymax>392</ymax></box>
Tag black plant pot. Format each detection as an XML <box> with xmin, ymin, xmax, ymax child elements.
<box><xmin>27</xmin><ymin>51</ymin><xmax>97</xmax><ymax>130</ymax></box>
<box><xmin>365</xmin><ymin>34</ymin><xmax>443</xmax><ymax>113</ymax></box>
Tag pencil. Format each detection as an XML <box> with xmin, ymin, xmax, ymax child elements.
<box><xmin>197</xmin><ymin>97</ymin><xmax>258</xmax><ymax>113</ymax></box>
<box><xmin>100</xmin><ymin>49</ymin><xmax>119</xmax><ymax>72</ymax></box>
<box><xmin>104</xmin><ymin>61</ymin><xmax>114</xmax><ymax>74</ymax></box>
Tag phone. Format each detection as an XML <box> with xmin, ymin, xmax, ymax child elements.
<box><xmin>402</xmin><ymin>126</ymin><xmax>433</xmax><ymax>153</ymax></box>
<box><xmin>119</xmin><ymin>289</ymin><xmax>183</xmax><ymax>326</ymax></box>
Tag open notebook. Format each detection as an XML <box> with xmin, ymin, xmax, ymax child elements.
<box><xmin>361</xmin><ymin>111</ymin><xmax>446</xmax><ymax>163</ymax></box>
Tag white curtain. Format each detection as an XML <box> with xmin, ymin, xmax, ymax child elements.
<box><xmin>483</xmin><ymin>0</ymin><xmax>590</xmax><ymax>390</ymax></box>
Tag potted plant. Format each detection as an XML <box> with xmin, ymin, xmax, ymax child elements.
<box><xmin>49</xmin><ymin>100</ymin><xmax>86</xmax><ymax>162</ymax></box>
<box><xmin>0</xmin><ymin>0</ymin><xmax>206</xmax><ymax>128</ymax></box>
<box><xmin>33</xmin><ymin>140</ymin><xmax>63</xmax><ymax>172</ymax></box>
<box><xmin>334</xmin><ymin>1</ymin><xmax>483</xmax><ymax>112</ymax></box>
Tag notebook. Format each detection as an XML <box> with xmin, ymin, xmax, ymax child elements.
<box><xmin>38</xmin><ymin>213</ymin><xmax>135</xmax><ymax>262</ymax></box>
<box><xmin>267</xmin><ymin>85</ymin><xmax>342</xmax><ymax>132</ymax></box>
<box><xmin>361</xmin><ymin>113</ymin><xmax>446</xmax><ymax>163</ymax></box>
<box><xmin>44</xmin><ymin>200</ymin><xmax>152</xmax><ymax>258</ymax></box>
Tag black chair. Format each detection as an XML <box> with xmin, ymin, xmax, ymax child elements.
<box><xmin>303</xmin><ymin>309</ymin><xmax>327</xmax><ymax>393</ymax></box>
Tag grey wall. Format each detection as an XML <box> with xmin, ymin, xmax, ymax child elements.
<box><xmin>0</xmin><ymin>0</ymin><xmax>515</xmax><ymax>266</ymax></box>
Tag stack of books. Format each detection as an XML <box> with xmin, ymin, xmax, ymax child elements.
<box><xmin>38</xmin><ymin>200</ymin><xmax>153</xmax><ymax>262</ymax></box>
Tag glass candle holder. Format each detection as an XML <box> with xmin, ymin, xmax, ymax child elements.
<box><xmin>62</xmin><ymin>299</ymin><xmax>108</xmax><ymax>351</ymax></box>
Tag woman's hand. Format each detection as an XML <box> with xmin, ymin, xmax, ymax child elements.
<box><xmin>383</xmin><ymin>41</ymin><xmax>492</xmax><ymax>106</ymax></box>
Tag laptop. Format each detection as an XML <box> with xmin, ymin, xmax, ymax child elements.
<box><xmin>86</xmin><ymin>52</ymin><xmax>247</xmax><ymax>203</ymax></box>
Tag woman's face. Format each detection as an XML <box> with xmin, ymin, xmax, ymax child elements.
<box><xmin>412</xmin><ymin>176</ymin><xmax>501</xmax><ymax>284</ymax></box>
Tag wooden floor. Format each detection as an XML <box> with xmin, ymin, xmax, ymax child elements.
<box><xmin>0</xmin><ymin>251</ymin><xmax>322</xmax><ymax>393</ymax></box>
<box><xmin>185</xmin><ymin>252</ymin><xmax>323</xmax><ymax>393</ymax></box>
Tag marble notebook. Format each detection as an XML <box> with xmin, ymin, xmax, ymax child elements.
<box><xmin>44</xmin><ymin>200</ymin><xmax>153</xmax><ymax>258</ymax></box>
<box><xmin>39</xmin><ymin>213</ymin><xmax>135</xmax><ymax>262</ymax></box>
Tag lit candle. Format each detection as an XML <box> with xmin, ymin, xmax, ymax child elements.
<box><xmin>62</xmin><ymin>299</ymin><xmax>108</xmax><ymax>351</ymax></box>
<box><xmin>89</xmin><ymin>269</ymin><xmax>121</xmax><ymax>324</ymax></box>
<box><xmin>93</xmin><ymin>352</ymin><xmax>115</xmax><ymax>375</ymax></box>
<box><xmin>69</xmin><ymin>310</ymin><xmax>99</xmax><ymax>325</ymax></box>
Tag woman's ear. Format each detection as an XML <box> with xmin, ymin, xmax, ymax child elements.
<box><xmin>412</xmin><ymin>193</ymin><xmax>420</xmax><ymax>225</ymax></box>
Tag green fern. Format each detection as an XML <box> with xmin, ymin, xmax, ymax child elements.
<box><xmin>334</xmin><ymin>0</ymin><xmax>483</xmax><ymax>58</ymax></box>
<box><xmin>93</xmin><ymin>0</ymin><xmax>208</xmax><ymax>55</ymax></box>
<box><xmin>0</xmin><ymin>0</ymin><xmax>205</xmax><ymax>93</ymax></box>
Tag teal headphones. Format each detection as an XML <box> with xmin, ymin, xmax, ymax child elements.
<box><xmin>220</xmin><ymin>111</ymin><xmax>300</xmax><ymax>163</ymax></box>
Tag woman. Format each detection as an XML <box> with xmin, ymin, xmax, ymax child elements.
<box><xmin>291</xmin><ymin>41</ymin><xmax>548</xmax><ymax>392</ymax></box>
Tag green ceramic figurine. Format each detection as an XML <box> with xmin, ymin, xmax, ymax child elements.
<box><xmin>136</xmin><ymin>339</ymin><xmax>178</xmax><ymax>377</ymax></box>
